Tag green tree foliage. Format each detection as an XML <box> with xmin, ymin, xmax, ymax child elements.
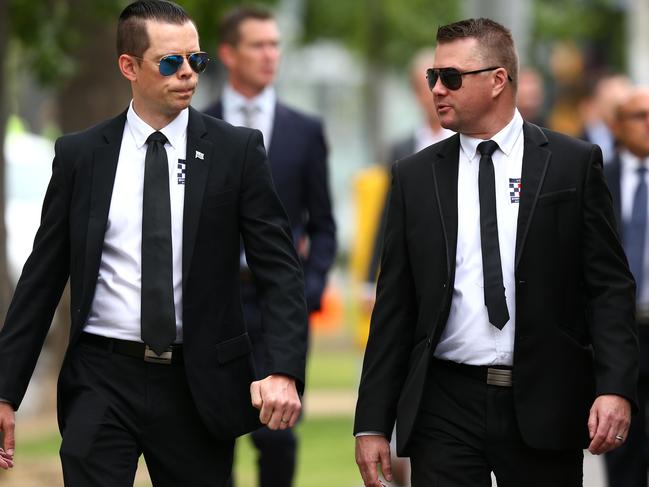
<box><xmin>532</xmin><ymin>0</ymin><xmax>626</xmax><ymax>71</ymax></box>
<box><xmin>301</xmin><ymin>0</ymin><xmax>460</xmax><ymax>68</ymax></box>
<box><xmin>8</xmin><ymin>0</ymin><xmax>277</xmax><ymax>86</ymax></box>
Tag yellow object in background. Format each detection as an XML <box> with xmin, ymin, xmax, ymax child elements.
<box><xmin>349</xmin><ymin>165</ymin><xmax>389</xmax><ymax>349</ymax></box>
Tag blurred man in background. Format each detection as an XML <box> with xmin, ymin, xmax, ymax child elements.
<box><xmin>604</xmin><ymin>85</ymin><xmax>649</xmax><ymax>487</ymax></box>
<box><xmin>204</xmin><ymin>6</ymin><xmax>336</xmax><ymax>487</ymax></box>
<box><xmin>516</xmin><ymin>67</ymin><xmax>547</xmax><ymax>127</ymax></box>
<box><xmin>579</xmin><ymin>74</ymin><xmax>633</xmax><ymax>164</ymax></box>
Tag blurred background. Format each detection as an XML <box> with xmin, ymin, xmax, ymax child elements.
<box><xmin>2</xmin><ymin>0</ymin><xmax>649</xmax><ymax>485</ymax></box>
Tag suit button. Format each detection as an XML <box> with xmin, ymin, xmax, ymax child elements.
<box><xmin>426</xmin><ymin>338</ymin><xmax>432</xmax><ymax>347</ymax></box>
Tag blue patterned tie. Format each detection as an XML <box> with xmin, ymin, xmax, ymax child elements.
<box><xmin>626</xmin><ymin>166</ymin><xmax>648</xmax><ymax>298</ymax></box>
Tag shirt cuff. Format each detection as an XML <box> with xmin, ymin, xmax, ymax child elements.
<box><xmin>355</xmin><ymin>431</ymin><xmax>385</xmax><ymax>437</ymax></box>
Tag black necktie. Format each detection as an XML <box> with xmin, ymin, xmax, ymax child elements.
<box><xmin>625</xmin><ymin>166</ymin><xmax>648</xmax><ymax>298</ymax></box>
<box><xmin>477</xmin><ymin>140</ymin><xmax>509</xmax><ymax>329</ymax></box>
<box><xmin>141</xmin><ymin>131</ymin><xmax>176</xmax><ymax>354</ymax></box>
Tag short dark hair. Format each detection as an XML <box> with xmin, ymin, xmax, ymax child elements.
<box><xmin>436</xmin><ymin>18</ymin><xmax>519</xmax><ymax>91</ymax></box>
<box><xmin>117</xmin><ymin>0</ymin><xmax>193</xmax><ymax>57</ymax></box>
<box><xmin>219</xmin><ymin>6</ymin><xmax>275</xmax><ymax>46</ymax></box>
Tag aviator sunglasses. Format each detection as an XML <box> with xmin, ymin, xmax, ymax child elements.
<box><xmin>426</xmin><ymin>66</ymin><xmax>512</xmax><ymax>91</ymax></box>
<box><xmin>132</xmin><ymin>51</ymin><xmax>210</xmax><ymax>76</ymax></box>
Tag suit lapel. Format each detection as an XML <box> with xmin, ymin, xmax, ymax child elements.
<box><xmin>81</xmin><ymin>112</ymin><xmax>126</xmax><ymax>309</ymax></box>
<box><xmin>431</xmin><ymin>134</ymin><xmax>460</xmax><ymax>279</ymax></box>
<box><xmin>182</xmin><ymin>107</ymin><xmax>212</xmax><ymax>284</ymax></box>
<box><xmin>515</xmin><ymin>122</ymin><xmax>551</xmax><ymax>268</ymax></box>
<box><xmin>607</xmin><ymin>156</ymin><xmax>622</xmax><ymax>229</ymax></box>
<box><xmin>267</xmin><ymin>103</ymin><xmax>287</xmax><ymax>160</ymax></box>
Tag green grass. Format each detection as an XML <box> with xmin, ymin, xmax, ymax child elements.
<box><xmin>306</xmin><ymin>348</ymin><xmax>360</xmax><ymax>390</ymax></box>
<box><xmin>234</xmin><ymin>416</ymin><xmax>358</xmax><ymax>487</ymax></box>
<box><xmin>20</xmin><ymin>432</ymin><xmax>61</xmax><ymax>457</ymax></box>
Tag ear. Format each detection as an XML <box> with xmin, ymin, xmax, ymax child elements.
<box><xmin>218</xmin><ymin>43</ymin><xmax>236</xmax><ymax>70</ymax></box>
<box><xmin>119</xmin><ymin>54</ymin><xmax>139</xmax><ymax>82</ymax></box>
<box><xmin>491</xmin><ymin>67</ymin><xmax>510</xmax><ymax>98</ymax></box>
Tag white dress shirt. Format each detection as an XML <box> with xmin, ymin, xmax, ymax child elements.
<box><xmin>84</xmin><ymin>102</ymin><xmax>186</xmax><ymax>343</ymax></box>
<box><xmin>619</xmin><ymin>150</ymin><xmax>649</xmax><ymax>309</ymax></box>
<box><xmin>222</xmin><ymin>83</ymin><xmax>276</xmax><ymax>149</ymax></box>
<box><xmin>434</xmin><ymin>110</ymin><xmax>525</xmax><ymax>366</ymax></box>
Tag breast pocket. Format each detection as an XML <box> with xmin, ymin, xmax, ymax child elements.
<box><xmin>537</xmin><ymin>188</ymin><xmax>577</xmax><ymax>207</ymax></box>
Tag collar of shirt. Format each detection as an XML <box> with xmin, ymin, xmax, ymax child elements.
<box><xmin>126</xmin><ymin>101</ymin><xmax>189</xmax><ymax>152</ymax></box>
<box><xmin>459</xmin><ymin>109</ymin><xmax>524</xmax><ymax>161</ymax></box>
<box><xmin>620</xmin><ymin>149</ymin><xmax>648</xmax><ymax>173</ymax></box>
<box><xmin>222</xmin><ymin>84</ymin><xmax>276</xmax><ymax>121</ymax></box>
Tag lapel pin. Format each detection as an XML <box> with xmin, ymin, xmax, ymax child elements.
<box><xmin>195</xmin><ymin>150</ymin><xmax>204</xmax><ymax>160</ymax></box>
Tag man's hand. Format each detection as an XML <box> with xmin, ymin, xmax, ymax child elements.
<box><xmin>0</xmin><ymin>402</ymin><xmax>15</xmax><ymax>469</ymax></box>
<box><xmin>250</xmin><ymin>374</ymin><xmax>301</xmax><ymax>430</ymax></box>
<box><xmin>355</xmin><ymin>435</ymin><xmax>392</xmax><ymax>487</ymax></box>
<box><xmin>588</xmin><ymin>394</ymin><xmax>631</xmax><ymax>455</ymax></box>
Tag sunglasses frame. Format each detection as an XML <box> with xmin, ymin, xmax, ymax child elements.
<box><xmin>131</xmin><ymin>51</ymin><xmax>210</xmax><ymax>76</ymax></box>
<box><xmin>426</xmin><ymin>66</ymin><xmax>511</xmax><ymax>91</ymax></box>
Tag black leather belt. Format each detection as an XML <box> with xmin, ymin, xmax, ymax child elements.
<box><xmin>433</xmin><ymin>358</ymin><xmax>513</xmax><ymax>387</ymax></box>
<box><xmin>79</xmin><ymin>332</ymin><xmax>183</xmax><ymax>365</ymax></box>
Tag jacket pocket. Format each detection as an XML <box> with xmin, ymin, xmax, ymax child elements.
<box><xmin>538</xmin><ymin>188</ymin><xmax>577</xmax><ymax>207</ymax></box>
<box><xmin>215</xmin><ymin>332</ymin><xmax>252</xmax><ymax>364</ymax></box>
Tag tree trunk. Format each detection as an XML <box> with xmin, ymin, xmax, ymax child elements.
<box><xmin>0</xmin><ymin>0</ymin><xmax>14</xmax><ymax>324</ymax></box>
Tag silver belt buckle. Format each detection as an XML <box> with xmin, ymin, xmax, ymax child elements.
<box><xmin>144</xmin><ymin>345</ymin><xmax>173</xmax><ymax>364</ymax></box>
<box><xmin>486</xmin><ymin>368</ymin><xmax>512</xmax><ymax>387</ymax></box>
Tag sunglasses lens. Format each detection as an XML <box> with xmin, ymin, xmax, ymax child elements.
<box><xmin>159</xmin><ymin>55</ymin><xmax>184</xmax><ymax>76</ymax></box>
<box><xmin>188</xmin><ymin>52</ymin><xmax>210</xmax><ymax>74</ymax></box>
<box><xmin>426</xmin><ymin>69</ymin><xmax>438</xmax><ymax>91</ymax></box>
<box><xmin>441</xmin><ymin>69</ymin><xmax>462</xmax><ymax>90</ymax></box>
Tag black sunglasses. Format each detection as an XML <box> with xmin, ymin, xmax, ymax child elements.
<box><xmin>133</xmin><ymin>51</ymin><xmax>210</xmax><ymax>76</ymax></box>
<box><xmin>426</xmin><ymin>66</ymin><xmax>511</xmax><ymax>91</ymax></box>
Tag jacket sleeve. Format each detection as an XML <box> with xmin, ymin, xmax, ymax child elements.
<box><xmin>354</xmin><ymin>162</ymin><xmax>417</xmax><ymax>437</ymax></box>
<box><xmin>0</xmin><ymin>137</ymin><xmax>72</xmax><ymax>409</ymax></box>
<box><xmin>581</xmin><ymin>145</ymin><xmax>638</xmax><ymax>409</ymax></box>
<box><xmin>301</xmin><ymin>121</ymin><xmax>336</xmax><ymax>312</ymax></box>
<box><xmin>238</xmin><ymin>130</ymin><xmax>309</xmax><ymax>392</ymax></box>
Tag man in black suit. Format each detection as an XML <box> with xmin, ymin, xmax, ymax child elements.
<box><xmin>604</xmin><ymin>86</ymin><xmax>649</xmax><ymax>487</ymax></box>
<box><xmin>354</xmin><ymin>18</ymin><xmax>637</xmax><ymax>487</ymax></box>
<box><xmin>204</xmin><ymin>6</ymin><xmax>336</xmax><ymax>487</ymax></box>
<box><xmin>0</xmin><ymin>2</ymin><xmax>307</xmax><ymax>486</ymax></box>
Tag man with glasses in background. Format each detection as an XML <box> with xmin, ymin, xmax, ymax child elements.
<box><xmin>604</xmin><ymin>86</ymin><xmax>649</xmax><ymax>487</ymax></box>
<box><xmin>355</xmin><ymin>17</ymin><xmax>637</xmax><ymax>487</ymax></box>
<box><xmin>0</xmin><ymin>1</ymin><xmax>308</xmax><ymax>486</ymax></box>
<box><xmin>205</xmin><ymin>6</ymin><xmax>336</xmax><ymax>487</ymax></box>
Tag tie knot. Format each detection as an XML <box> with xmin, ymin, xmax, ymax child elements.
<box><xmin>146</xmin><ymin>131</ymin><xmax>168</xmax><ymax>146</ymax></box>
<box><xmin>477</xmin><ymin>140</ymin><xmax>499</xmax><ymax>158</ymax></box>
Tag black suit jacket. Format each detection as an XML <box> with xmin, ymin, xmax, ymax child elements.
<box><xmin>354</xmin><ymin>122</ymin><xmax>638</xmax><ymax>455</ymax></box>
<box><xmin>0</xmin><ymin>107</ymin><xmax>308</xmax><ymax>439</ymax></box>
<box><xmin>204</xmin><ymin>100</ymin><xmax>336</xmax><ymax>312</ymax></box>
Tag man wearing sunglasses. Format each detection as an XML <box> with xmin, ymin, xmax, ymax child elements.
<box><xmin>355</xmin><ymin>17</ymin><xmax>637</xmax><ymax>487</ymax></box>
<box><xmin>0</xmin><ymin>1</ymin><xmax>308</xmax><ymax>486</ymax></box>
<box><xmin>204</xmin><ymin>6</ymin><xmax>336</xmax><ymax>487</ymax></box>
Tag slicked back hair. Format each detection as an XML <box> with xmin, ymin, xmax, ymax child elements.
<box><xmin>436</xmin><ymin>18</ymin><xmax>518</xmax><ymax>92</ymax></box>
<box><xmin>219</xmin><ymin>6</ymin><xmax>275</xmax><ymax>46</ymax></box>
<box><xmin>117</xmin><ymin>0</ymin><xmax>194</xmax><ymax>58</ymax></box>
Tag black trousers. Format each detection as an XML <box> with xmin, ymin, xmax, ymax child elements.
<box><xmin>229</xmin><ymin>282</ymin><xmax>297</xmax><ymax>487</ymax></box>
<box><xmin>409</xmin><ymin>359</ymin><xmax>583</xmax><ymax>487</ymax></box>
<box><xmin>605</xmin><ymin>325</ymin><xmax>649</xmax><ymax>487</ymax></box>
<box><xmin>58</xmin><ymin>337</ymin><xmax>234</xmax><ymax>487</ymax></box>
